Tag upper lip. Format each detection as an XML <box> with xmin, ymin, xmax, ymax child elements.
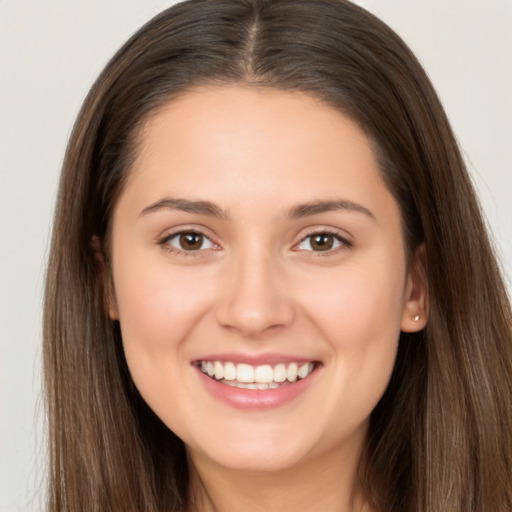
<box><xmin>193</xmin><ymin>353</ymin><xmax>320</xmax><ymax>366</ymax></box>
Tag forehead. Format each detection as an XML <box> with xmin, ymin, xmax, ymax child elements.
<box><xmin>117</xmin><ymin>85</ymin><xmax>398</xmax><ymax>224</ymax></box>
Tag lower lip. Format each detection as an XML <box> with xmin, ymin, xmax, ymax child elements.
<box><xmin>195</xmin><ymin>366</ymin><xmax>318</xmax><ymax>410</ymax></box>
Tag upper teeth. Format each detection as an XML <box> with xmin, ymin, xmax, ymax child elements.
<box><xmin>200</xmin><ymin>361</ymin><xmax>315</xmax><ymax>384</ymax></box>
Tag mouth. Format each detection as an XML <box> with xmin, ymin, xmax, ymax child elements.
<box><xmin>197</xmin><ymin>360</ymin><xmax>317</xmax><ymax>390</ymax></box>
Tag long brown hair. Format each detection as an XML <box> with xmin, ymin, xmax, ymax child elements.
<box><xmin>43</xmin><ymin>0</ymin><xmax>512</xmax><ymax>510</ymax></box>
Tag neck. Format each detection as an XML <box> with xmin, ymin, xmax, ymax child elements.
<box><xmin>186</xmin><ymin>440</ymin><xmax>372</xmax><ymax>512</ymax></box>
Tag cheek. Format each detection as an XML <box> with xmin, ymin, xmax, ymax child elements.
<box><xmin>299</xmin><ymin>258</ymin><xmax>405</xmax><ymax>413</ymax></box>
<box><xmin>302</xmin><ymin>259</ymin><xmax>406</xmax><ymax>346</ymax></box>
<box><xmin>112</xmin><ymin>254</ymin><xmax>218</xmax><ymax>373</ymax></box>
<box><xmin>111</xmin><ymin>259</ymin><xmax>221</xmax><ymax>427</ymax></box>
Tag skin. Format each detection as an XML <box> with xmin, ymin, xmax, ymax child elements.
<box><xmin>107</xmin><ymin>86</ymin><xmax>427</xmax><ymax>512</ymax></box>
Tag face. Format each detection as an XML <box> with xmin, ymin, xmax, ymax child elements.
<box><xmin>108</xmin><ymin>86</ymin><xmax>427</xmax><ymax>475</ymax></box>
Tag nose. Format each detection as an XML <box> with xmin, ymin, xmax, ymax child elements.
<box><xmin>215</xmin><ymin>249</ymin><xmax>296</xmax><ymax>337</ymax></box>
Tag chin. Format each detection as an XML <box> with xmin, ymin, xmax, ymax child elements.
<box><xmin>186</xmin><ymin>429</ymin><xmax>313</xmax><ymax>473</ymax></box>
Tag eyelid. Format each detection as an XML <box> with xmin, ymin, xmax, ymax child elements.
<box><xmin>157</xmin><ymin>226</ymin><xmax>221</xmax><ymax>256</ymax></box>
<box><xmin>155</xmin><ymin>224</ymin><xmax>352</xmax><ymax>257</ymax></box>
<box><xmin>293</xmin><ymin>227</ymin><xmax>353</xmax><ymax>254</ymax></box>
<box><xmin>156</xmin><ymin>224</ymin><xmax>218</xmax><ymax>243</ymax></box>
<box><xmin>166</xmin><ymin>232</ymin><xmax>215</xmax><ymax>250</ymax></box>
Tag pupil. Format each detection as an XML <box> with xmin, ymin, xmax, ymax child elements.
<box><xmin>180</xmin><ymin>233</ymin><xmax>202</xmax><ymax>250</ymax></box>
<box><xmin>312</xmin><ymin>234</ymin><xmax>333</xmax><ymax>251</ymax></box>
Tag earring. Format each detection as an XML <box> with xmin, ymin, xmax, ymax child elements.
<box><xmin>413</xmin><ymin>314</ymin><xmax>420</xmax><ymax>322</ymax></box>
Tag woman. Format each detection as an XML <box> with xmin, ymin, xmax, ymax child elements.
<box><xmin>43</xmin><ymin>0</ymin><xmax>512</xmax><ymax>510</ymax></box>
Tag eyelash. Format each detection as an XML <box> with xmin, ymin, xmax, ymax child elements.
<box><xmin>158</xmin><ymin>229</ymin><xmax>352</xmax><ymax>257</ymax></box>
<box><xmin>159</xmin><ymin>230</ymin><xmax>218</xmax><ymax>258</ymax></box>
<box><xmin>296</xmin><ymin>229</ymin><xmax>353</xmax><ymax>256</ymax></box>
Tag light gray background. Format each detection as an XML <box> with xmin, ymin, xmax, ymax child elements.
<box><xmin>1</xmin><ymin>1</ymin><xmax>511</xmax><ymax>510</ymax></box>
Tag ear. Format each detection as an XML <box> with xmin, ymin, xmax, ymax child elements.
<box><xmin>401</xmin><ymin>244</ymin><xmax>428</xmax><ymax>332</ymax></box>
<box><xmin>90</xmin><ymin>235</ymin><xmax>119</xmax><ymax>320</ymax></box>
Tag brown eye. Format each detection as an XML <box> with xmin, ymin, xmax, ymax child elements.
<box><xmin>179</xmin><ymin>232</ymin><xmax>204</xmax><ymax>250</ymax></box>
<box><xmin>310</xmin><ymin>234</ymin><xmax>335</xmax><ymax>251</ymax></box>
<box><xmin>164</xmin><ymin>231</ymin><xmax>216</xmax><ymax>252</ymax></box>
<box><xmin>297</xmin><ymin>232</ymin><xmax>347</xmax><ymax>253</ymax></box>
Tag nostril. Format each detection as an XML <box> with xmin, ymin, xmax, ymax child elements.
<box><xmin>216</xmin><ymin>292</ymin><xmax>296</xmax><ymax>334</ymax></box>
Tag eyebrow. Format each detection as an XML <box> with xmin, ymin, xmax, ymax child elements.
<box><xmin>288</xmin><ymin>199</ymin><xmax>376</xmax><ymax>221</ymax></box>
<box><xmin>140</xmin><ymin>198</ymin><xmax>228</xmax><ymax>219</ymax></box>
<box><xmin>139</xmin><ymin>197</ymin><xmax>375</xmax><ymax>221</ymax></box>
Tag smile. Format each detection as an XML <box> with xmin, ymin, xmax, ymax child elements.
<box><xmin>199</xmin><ymin>361</ymin><xmax>316</xmax><ymax>390</ymax></box>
